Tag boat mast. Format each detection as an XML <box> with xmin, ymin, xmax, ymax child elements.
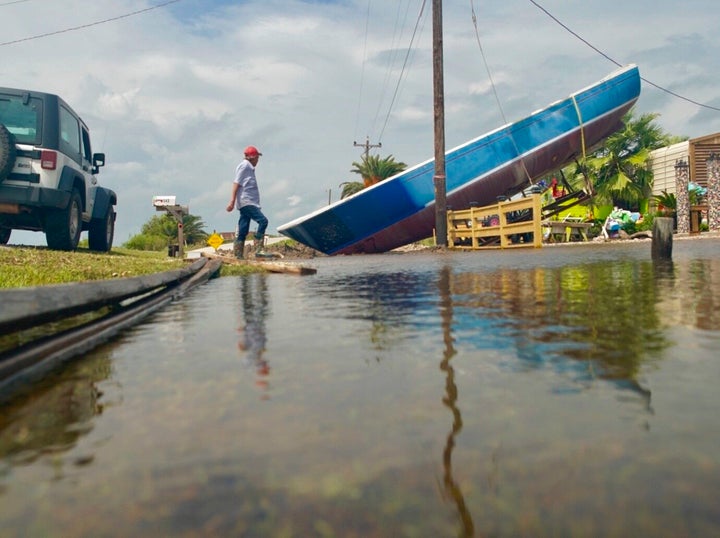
<box><xmin>432</xmin><ymin>0</ymin><xmax>447</xmax><ymax>247</ymax></box>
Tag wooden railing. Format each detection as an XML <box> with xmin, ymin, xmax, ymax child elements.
<box><xmin>447</xmin><ymin>194</ymin><xmax>543</xmax><ymax>250</ymax></box>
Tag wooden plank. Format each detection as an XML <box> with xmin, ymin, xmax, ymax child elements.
<box><xmin>202</xmin><ymin>253</ymin><xmax>317</xmax><ymax>275</ymax></box>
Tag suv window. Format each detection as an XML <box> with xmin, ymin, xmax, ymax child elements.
<box><xmin>81</xmin><ymin>127</ymin><xmax>93</xmax><ymax>165</ymax></box>
<box><xmin>59</xmin><ymin>105</ymin><xmax>81</xmax><ymax>160</ymax></box>
<box><xmin>0</xmin><ymin>93</ymin><xmax>43</xmax><ymax>145</ymax></box>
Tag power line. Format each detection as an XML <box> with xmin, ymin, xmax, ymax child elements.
<box><xmin>0</xmin><ymin>0</ymin><xmax>184</xmax><ymax>47</ymax></box>
<box><xmin>527</xmin><ymin>0</ymin><xmax>720</xmax><ymax>113</ymax></box>
<box><xmin>0</xmin><ymin>0</ymin><xmax>30</xmax><ymax>6</ymax></box>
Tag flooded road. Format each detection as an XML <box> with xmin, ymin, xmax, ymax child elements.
<box><xmin>1</xmin><ymin>239</ymin><xmax>719</xmax><ymax>536</ymax></box>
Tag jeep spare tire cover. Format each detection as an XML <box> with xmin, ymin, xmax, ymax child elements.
<box><xmin>0</xmin><ymin>123</ymin><xmax>17</xmax><ymax>182</ymax></box>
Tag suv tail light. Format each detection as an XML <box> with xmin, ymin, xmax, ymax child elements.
<box><xmin>41</xmin><ymin>150</ymin><xmax>57</xmax><ymax>170</ymax></box>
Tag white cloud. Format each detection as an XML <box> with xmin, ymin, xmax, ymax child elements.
<box><xmin>2</xmin><ymin>0</ymin><xmax>720</xmax><ymax>248</ymax></box>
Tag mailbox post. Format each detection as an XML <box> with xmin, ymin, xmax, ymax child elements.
<box><xmin>152</xmin><ymin>196</ymin><xmax>189</xmax><ymax>258</ymax></box>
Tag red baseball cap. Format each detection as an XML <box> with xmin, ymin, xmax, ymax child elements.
<box><xmin>244</xmin><ymin>146</ymin><xmax>262</xmax><ymax>157</ymax></box>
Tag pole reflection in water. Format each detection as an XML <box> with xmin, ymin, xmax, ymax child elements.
<box><xmin>237</xmin><ymin>274</ymin><xmax>271</xmax><ymax>399</ymax></box>
<box><xmin>438</xmin><ymin>266</ymin><xmax>475</xmax><ymax>537</ymax></box>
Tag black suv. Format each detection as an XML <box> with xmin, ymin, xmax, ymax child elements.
<box><xmin>0</xmin><ymin>87</ymin><xmax>117</xmax><ymax>251</ymax></box>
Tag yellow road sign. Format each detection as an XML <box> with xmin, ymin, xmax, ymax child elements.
<box><xmin>207</xmin><ymin>233</ymin><xmax>224</xmax><ymax>250</ymax></box>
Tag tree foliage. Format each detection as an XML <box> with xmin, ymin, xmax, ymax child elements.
<box><xmin>564</xmin><ymin>110</ymin><xmax>685</xmax><ymax>211</ymax></box>
<box><xmin>339</xmin><ymin>180</ymin><xmax>364</xmax><ymax>199</ymax></box>
<box><xmin>123</xmin><ymin>213</ymin><xmax>208</xmax><ymax>250</ymax></box>
<box><xmin>350</xmin><ymin>154</ymin><xmax>407</xmax><ymax>187</ymax></box>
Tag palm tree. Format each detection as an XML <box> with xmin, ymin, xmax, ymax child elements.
<box><xmin>565</xmin><ymin>110</ymin><xmax>683</xmax><ymax>211</ymax></box>
<box><xmin>140</xmin><ymin>213</ymin><xmax>208</xmax><ymax>246</ymax></box>
<box><xmin>180</xmin><ymin>214</ymin><xmax>209</xmax><ymax>245</ymax></box>
<box><xmin>339</xmin><ymin>180</ymin><xmax>364</xmax><ymax>199</ymax></box>
<box><xmin>350</xmin><ymin>154</ymin><xmax>407</xmax><ymax>187</ymax></box>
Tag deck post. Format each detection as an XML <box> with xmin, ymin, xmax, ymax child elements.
<box><xmin>652</xmin><ymin>217</ymin><xmax>674</xmax><ymax>260</ymax></box>
<box><xmin>707</xmin><ymin>153</ymin><xmax>720</xmax><ymax>231</ymax></box>
<box><xmin>675</xmin><ymin>159</ymin><xmax>690</xmax><ymax>234</ymax></box>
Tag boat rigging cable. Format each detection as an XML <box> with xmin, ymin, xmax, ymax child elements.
<box><xmin>371</xmin><ymin>0</ymin><xmax>419</xmax><ymax>140</ymax></box>
<box><xmin>353</xmin><ymin>0</ymin><xmax>372</xmax><ymax>144</ymax></box>
<box><xmin>377</xmin><ymin>0</ymin><xmax>429</xmax><ymax>142</ymax></box>
<box><xmin>469</xmin><ymin>0</ymin><xmax>535</xmax><ymax>186</ymax></box>
<box><xmin>355</xmin><ymin>0</ymin><xmax>422</xmax><ymax>149</ymax></box>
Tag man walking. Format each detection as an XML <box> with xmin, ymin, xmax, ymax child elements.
<box><xmin>226</xmin><ymin>145</ymin><xmax>269</xmax><ymax>259</ymax></box>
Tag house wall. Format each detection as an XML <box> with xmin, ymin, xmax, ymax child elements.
<box><xmin>649</xmin><ymin>133</ymin><xmax>720</xmax><ymax>197</ymax></box>
<box><xmin>649</xmin><ymin>141</ymin><xmax>689</xmax><ymax>196</ymax></box>
<box><xmin>689</xmin><ymin>133</ymin><xmax>720</xmax><ymax>189</ymax></box>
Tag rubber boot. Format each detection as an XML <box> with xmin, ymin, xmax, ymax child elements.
<box><xmin>234</xmin><ymin>240</ymin><xmax>244</xmax><ymax>259</ymax></box>
<box><xmin>254</xmin><ymin>237</ymin><xmax>268</xmax><ymax>258</ymax></box>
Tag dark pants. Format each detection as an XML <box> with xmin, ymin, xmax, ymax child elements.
<box><xmin>236</xmin><ymin>205</ymin><xmax>269</xmax><ymax>245</ymax></box>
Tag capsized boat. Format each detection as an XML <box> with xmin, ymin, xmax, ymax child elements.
<box><xmin>278</xmin><ymin>64</ymin><xmax>641</xmax><ymax>255</ymax></box>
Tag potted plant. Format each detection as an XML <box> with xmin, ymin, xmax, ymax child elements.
<box><xmin>653</xmin><ymin>190</ymin><xmax>676</xmax><ymax>217</ymax></box>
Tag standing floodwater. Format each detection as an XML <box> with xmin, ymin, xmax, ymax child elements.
<box><xmin>1</xmin><ymin>239</ymin><xmax>719</xmax><ymax>536</ymax></box>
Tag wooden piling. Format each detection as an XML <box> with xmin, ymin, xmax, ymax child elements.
<box><xmin>652</xmin><ymin>217</ymin><xmax>674</xmax><ymax>260</ymax></box>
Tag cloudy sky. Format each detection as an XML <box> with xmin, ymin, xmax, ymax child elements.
<box><xmin>2</xmin><ymin>0</ymin><xmax>719</xmax><ymax>246</ymax></box>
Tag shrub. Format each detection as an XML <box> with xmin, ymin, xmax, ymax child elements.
<box><xmin>652</xmin><ymin>191</ymin><xmax>676</xmax><ymax>217</ymax></box>
<box><xmin>123</xmin><ymin>233</ymin><xmax>168</xmax><ymax>251</ymax></box>
<box><xmin>635</xmin><ymin>213</ymin><xmax>654</xmax><ymax>232</ymax></box>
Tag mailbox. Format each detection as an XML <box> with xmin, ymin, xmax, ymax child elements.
<box><xmin>152</xmin><ymin>195</ymin><xmax>177</xmax><ymax>207</ymax></box>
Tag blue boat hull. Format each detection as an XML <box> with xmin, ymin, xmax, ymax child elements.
<box><xmin>278</xmin><ymin>65</ymin><xmax>641</xmax><ymax>255</ymax></box>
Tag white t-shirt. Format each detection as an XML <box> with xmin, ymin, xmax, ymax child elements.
<box><xmin>233</xmin><ymin>159</ymin><xmax>261</xmax><ymax>209</ymax></box>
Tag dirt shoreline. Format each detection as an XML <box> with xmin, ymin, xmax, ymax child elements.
<box><xmin>269</xmin><ymin>230</ymin><xmax>720</xmax><ymax>259</ymax></box>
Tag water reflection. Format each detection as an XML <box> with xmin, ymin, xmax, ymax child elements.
<box><xmin>447</xmin><ymin>260</ymin><xmax>665</xmax><ymax>415</ymax></box>
<box><xmin>0</xmin><ymin>242</ymin><xmax>717</xmax><ymax>536</ymax></box>
<box><xmin>655</xmin><ymin>258</ymin><xmax>720</xmax><ymax>330</ymax></box>
<box><xmin>0</xmin><ymin>350</ymin><xmax>114</xmax><ymax>480</ymax></box>
<box><xmin>438</xmin><ymin>266</ymin><xmax>475</xmax><ymax>536</ymax></box>
<box><xmin>237</xmin><ymin>274</ymin><xmax>271</xmax><ymax>399</ymax></box>
<box><xmin>311</xmin><ymin>257</ymin><xmax>676</xmax><ymax>409</ymax></box>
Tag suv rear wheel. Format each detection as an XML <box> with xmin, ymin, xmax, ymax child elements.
<box><xmin>88</xmin><ymin>206</ymin><xmax>115</xmax><ymax>252</ymax></box>
<box><xmin>46</xmin><ymin>189</ymin><xmax>82</xmax><ymax>251</ymax></box>
<box><xmin>0</xmin><ymin>124</ymin><xmax>17</xmax><ymax>182</ymax></box>
<box><xmin>0</xmin><ymin>226</ymin><xmax>10</xmax><ymax>245</ymax></box>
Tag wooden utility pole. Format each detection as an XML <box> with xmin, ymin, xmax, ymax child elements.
<box><xmin>353</xmin><ymin>136</ymin><xmax>382</xmax><ymax>160</ymax></box>
<box><xmin>432</xmin><ymin>0</ymin><xmax>447</xmax><ymax>247</ymax></box>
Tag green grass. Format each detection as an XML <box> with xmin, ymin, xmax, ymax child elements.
<box><xmin>0</xmin><ymin>246</ymin><xmax>268</xmax><ymax>289</ymax></box>
<box><xmin>0</xmin><ymin>247</ymin><xmax>192</xmax><ymax>288</ymax></box>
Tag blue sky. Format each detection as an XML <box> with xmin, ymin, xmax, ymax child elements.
<box><xmin>2</xmin><ymin>0</ymin><xmax>719</xmax><ymax>246</ymax></box>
